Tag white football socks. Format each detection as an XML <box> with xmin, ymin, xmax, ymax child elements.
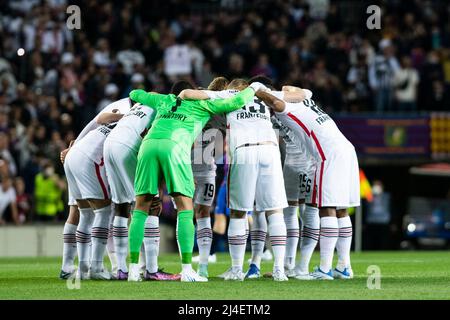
<box><xmin>62</xmin><ymin>222</ymin><xmax>77</xmax><ymax>273</ymax></box>
<box><xmin>297</xmin><ymin>205</ymin><xmax>320</xmax><ymax>273</ymax></box>
<box><xmin>112</xmin><ymin>216</ymin><xmax>128</xmax><ymax>273</ymax></box>
<box><xmin>299</xmin><ymin>203</ymin><xmax>306</xmax><ymax>216</ymax></box>
<box><xmin>91</xmin><ymin>205</ymin><xmax>111</xmax><ymax>273</ymax></box>
<box><xmin>336</xmin><ymin>216</ymin><xmax>353</xmax><ymax>270</ymax></box>
<box><xmin>76</xmin><ymin>208</ymin><xmax>94</xmax><ymax>273</ymax></box>
<box><xmin>144</xmin><ymin>215</ymin><xmax>160</xmax><ymax>273</ymax></box>
<box><xmin>250</xmin><ymin>211</ymin><xmax>267</xmax><ymax>269</ymax></box>
<box><xmin>319</xmin><ymin>216</ymin><xmax>339</xmax><ymax>273</ymax></box>
<box><xmin>228</xmin><ymin>218</ymin><xmax>248</xmax><ymax>271</ymax></box>
<box><xmin>106</xmin><ymin>216</ymin><xmax>117</xmax><ymax>274</ymax></box>
<box><xmin>268</xmin><ymin>212</ymin><xmax>287</xmax><ymax>271</ymax></box>
<box><xmin>283</xmin><ymin>206</ymin><xmax>299</xmax><ymax>270</ymax></box>
<box><xmin>196</xmin><ymin>217</ymin><xmax>212</xmax><ymax>266</ymax></box>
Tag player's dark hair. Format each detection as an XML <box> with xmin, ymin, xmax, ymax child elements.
<box><xmin>170</xmin><ymin>80</ymin><xmax>194</xmax><ymax>96</ymax></box>
<box><xmin>249</xmin><ymin>75</ymin><xmax>275</xmax><ymax>90</ymax></box>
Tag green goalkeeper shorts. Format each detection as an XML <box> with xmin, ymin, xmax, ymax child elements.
<box><xmin>134</xmin><ymin>138</ymin><xmax>194</xmax><ymax>198</ymax></box>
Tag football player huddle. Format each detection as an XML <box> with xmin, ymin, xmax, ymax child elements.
<box><xmin>59</xmin><ymin>75</ymin><xmax>359</xmax><ymax>283</ymax></box>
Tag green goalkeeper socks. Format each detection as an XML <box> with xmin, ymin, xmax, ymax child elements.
<box><xmin>129</xmin><ymin>209</ymin><xmax>195</xmax><ymax>264</ymax></box>
<box><xmin>177</xmin><ymin>210</ymin><xmax>195</xmax><ymax>264</ymax></box>
<box><xmin>129</xmin><ymin>209</ymin><xmax>148</xmax><ymax>263</ymax></box>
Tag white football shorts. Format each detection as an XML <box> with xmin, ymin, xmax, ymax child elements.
<box><xmin>104</xmin><ymin>139</ymin><xmax>137</xmax><ymax>204</ymax></box>
<box><xmin>228</xmin><ymin>144</ymin><xmax>288</xmax><ymax>211</ymax></box>
<box><xmin>283</xmin><ymin>151</ymin><xmax>316</xmax><ymax>202</ymax></box>
<box><xmin>193</xmin><ymin>175</ymin><xmax>216</xmax><ymax>206</ymax></box>
<box><xmin>311</xmin><ymin>143</ymin><xmax>360</xmax><ymax>208</ymax></box>
<box><xmin>64</xmin><ymin>148</ymin><xmax>110</xmax><ymax>201</ymax></box>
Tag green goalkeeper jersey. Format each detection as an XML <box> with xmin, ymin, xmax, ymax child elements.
<box><xmin>129</xmin><ymin>87</ymin><xmax>255</xmax><ymax>153</ymax></box>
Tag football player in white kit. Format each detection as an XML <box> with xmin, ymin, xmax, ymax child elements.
<box><xmin>64</xmin><ymin>98</ymin><xmax>130</xmax><ymax>280</ymax></box>
<box><xmin>242</xmin><ymin>76</ymin><xmax>316</xmax><ymax>280</ymax></box>
<box><xmin>59</xmin><ymin>101</ymin><xmax>130</xmax><ymax>279</ymax></box>
<box><xmin>256</xmin><ymin>89</ymin><xmax>360</xmax><ymax>280</ymax></box>
<box><xmin>272</xmin><ymin>114</ymin><xmax>320</xmax><ymax>280</ymax></box>
<box><xmin>181</xmin><ymin>78</ymin><xmax>303</xmax><ymax>281</ymax></box>
<box><xmin>185</xmin><ymin>77</ymin><xmax>229</xmax><ymax>278</ymax></box>
<box><xmin>103</xmin><ymin>100</ymin><xmax>180</xmax><ymax>281</ymax></box>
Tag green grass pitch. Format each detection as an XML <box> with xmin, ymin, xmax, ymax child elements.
<box><xmin>1</xmin><ymin>251</ymin><xmax>449</xmax><ymax>300</ymax></box>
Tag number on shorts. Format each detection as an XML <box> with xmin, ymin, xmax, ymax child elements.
<box><xmin>305</xmin><ymin>178</ymin><xmax>311</xmax><ymax>193</ymax></box>
<box><xmin>203</xmin><ymin>183</ymin><xmax>215</xmax><ymax>198</ymax></box>
<box><xmin>300</xmin><ymin>174</ymin><xmax>312</xmax><ymax>194</ymax></box>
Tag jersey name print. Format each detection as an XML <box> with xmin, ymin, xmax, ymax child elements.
<box><xmin>123</xmin><ymin>105</ymin><xmax>148</xmax><ymax>119</ymax></box>
<box><xmin>204</xmin><ymin>90</ymin><xmax>278</xmax><ymax>151</ymax></box>
<box><xmin>302</xmin><ymin>99</ymin><xmax>331</xmax><ymax>125</ymax></box>
<box><xmin>235</xmin><ymin>98</ymin><xmax>270</xmax><ymax>121</ymax></box>
<box><xmin>97</xmin><ymin>122</ymin><xmax>117</xmax><ymax>136</ymax></box>
<box><xmin>156</xmin><ymin>112</ymin><xmax>188</xmax><ymax>121</ymax></box>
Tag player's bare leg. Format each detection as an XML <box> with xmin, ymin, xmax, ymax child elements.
<box><xmin>75</xmin><ymin>199</ymin><xmax>94</xmax><ymax>280</ymax></box>
<box><xmin>266</xmin><ymin>209</ymin><xmax>288</xmax><ymax>281</ymax></box>
<box><xmin>195</xmin><ymin>204</ymin><xmax>213</xmax><ymax>277</ymax></box>
<box><xmin>60</xmin><ymin>205</ymin><xmax>79</xmax><ymax>279</ymax></box>
<box><xmin>334</xmin><ymin>208</ymin><xmax>353</xmax><ymax>279</ymax></box>
<box><xmin>213</xmin><ymin>213</ymin><xmax>227</xmax><ymax>238</ymax></box>
<box><xmin>295</xmin><ymin>203</ymin><xmax>319</xmax><ymax>280</ymax></box>
<box><xmin>226</xmin><ymin>210</ymin><xmax>247</xmax><ymax>281</ymax></box>
<box><xmin>311</xmin><ymin>207</ymin><xmax>338</xmax><ymax>280</ymax></box>
<box><xmin>209</xmin><ymin>212</ymin><xmax>225</xmax><ymax>263</ymax></box>
<box><xmin>86</xmin><ymin>198</ymin><xmax>113</xmax><ymax>280</ymax></box>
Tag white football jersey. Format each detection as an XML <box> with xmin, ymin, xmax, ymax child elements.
<box><xmin>191</xmin><ymin>123</ymin><xmax>218</xmax><ymax>177</ymax></box>
<box><xmin>107</xmin><ymin>103</ymin><xmax>156</xmax><ymax>153</ymax></box>
<box><xmin>271</xmin><ymin>115</ymin><xmax>303</xmax><ymax>155</ymax></box>
<box><xmin>71</xmin><ymin>98</ymin><xmax>131</xmax><ymax>164</ymax></box>
<box><xmin>274</xmin><ymin>98</ymin><xmax>353</xmax><ymax>161</ymax></box>
<box><xmin>73</xmin><ymin>98</ymin><xmax>133</xmax><ymax>145</ymax></box>
<box><xmin>205</xmin><ymin>89</ymin><xmax>278</xmax><ymax>151</ymax></box>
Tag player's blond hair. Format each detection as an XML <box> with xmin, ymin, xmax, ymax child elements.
<box><xmin>207</xmin><ymin>77</ymin><xmax>229</xmax><ymax>91</ymax></box>
<box><xmin>227</xmin><ymin>78</ymin><xmax>248</xmax><ymax>91</ymax></box>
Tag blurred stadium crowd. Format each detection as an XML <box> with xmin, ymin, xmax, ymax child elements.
<box><xmin>0</xmin><ymin>0</ymin><xmax>449</xmax><ymax>224</ymax></box>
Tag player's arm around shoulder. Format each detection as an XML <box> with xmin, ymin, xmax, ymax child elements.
<box><xmin>96</xmin><ymin>111</ymin><xmax>124</xmax><ymax>125</ymax></box>
<box><xmin>129</xmin><ymin>89</ymin><xmax>166</xmax><ymax>109</ymax></box>
<box><xmin>178</xmin><ymin>89</ymin><xmax>210</xmax><ymax>100</ymax></box>
<box><xmin>205</xmin><ymin>87</ymin><xmax>255</xmax><ymax>114</ymax></box>
<box><xmin>281</xmin><ymin>86</ymin><xmax>313</xmax><ymax>102</ymax></box>
<box><xmin>256</xmin><ymin>90</ymin><xmax>287</xmax><ymax>113</ymax></box>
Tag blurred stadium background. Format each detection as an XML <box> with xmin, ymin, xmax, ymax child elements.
<box><xmin>0</xmin><ymin>0</ymin><xmax>449</xmax><ymax>257</ymax></box>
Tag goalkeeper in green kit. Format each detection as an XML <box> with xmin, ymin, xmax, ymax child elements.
<box><xmin>127</xmin><ymin>80</ymin><xmax>263</xmax><ymax>282</ymax></box>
